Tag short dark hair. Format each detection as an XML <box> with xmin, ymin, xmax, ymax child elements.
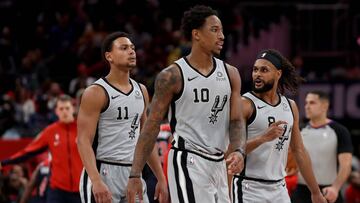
<box><xmin>101</xmin><ymin>31</ymin><xmax>129</xmax><ymax>62</ymax></box>
<box><xmin>55</xmin><ymin>94</ymin><xmax>73</xmax><ymax>107</ymax></box>
<box><xmin>259</xmin><ymin>49</ymin><xmax>304</xmax><ymax>94</ymax></box>
<box><xmin>307</xmin><ymin>90</ymin><xmax>329</xmax><ymax>101</ymax></box>
<box><xmin>181</xmin><ymin>5</ymin><xmax>218</xmax><ymax>41</ymax></box>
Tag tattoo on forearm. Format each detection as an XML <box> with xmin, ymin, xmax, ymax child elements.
<box><xmin>229</xmin><ymin>119</ymin><xmax>246</xmax><ymax>152</ymax></box>
<box><xmin>130</xmin><ymin>120</ymin><xmax>160</xmax><ymax>176</ymax></box>
<box><xmin>130</xmin><ymin>66</ymin><xmax>180</xmax><ymax>176</ymax></box>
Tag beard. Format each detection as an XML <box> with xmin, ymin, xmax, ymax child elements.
<box><xmin>252</xmin><ymin>79</ymin><xmax>275</xmax><ymax>93</ymax></box>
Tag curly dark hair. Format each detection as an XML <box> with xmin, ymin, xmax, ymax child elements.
<box><xmin>101</xmin><ymin>31</ymin><xmax>130</xmax><ymax>62</ymax></box>
<box><xmin>181</xmin><ymin>5</ymin><xmax>218</xmax><ymax>41</ymax></box>
<box><xmin>262</xmin><ymin>49</ymin><xmax>304</xmax><ymax>94</ymax></box>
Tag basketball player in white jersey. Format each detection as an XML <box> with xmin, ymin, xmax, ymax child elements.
<box><xmin>77</xmin><ymin>32</ymin><xmax>168</xmax><ymax>203</ymax></box>
<box><xmin>231</xmin><ymin>49</ymin><xmax>327</xmax><ymax>203</ymax></box>
<box><xmin>127</xmin><ymin>5</ymin><xmax>246</xmax><ymax>203</ymax></box>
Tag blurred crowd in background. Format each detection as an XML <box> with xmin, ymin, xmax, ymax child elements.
<box><xmin>0</xmin><ymin>0</ymin><xmax>359</xmax><ymax>138</ymax></box>
<box><xmin>0</xmin><ymin>0</ymin><xmax>360</xmax><ymax>202</ymax></box>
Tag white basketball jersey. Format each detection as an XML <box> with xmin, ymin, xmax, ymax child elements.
<box><xmin>169</xmin><ymin>57</ymin><xmax>231</xmax><ymax>154</ymax></box>
<box><xmin>93</xmin><ymin>78</ymin><xmax>145</xmax><ymax>163</ymax></box>
<box><xmin>243</xmin><ymin>92</ymin><xmax>294</xmax><ymax>180</ymax></box>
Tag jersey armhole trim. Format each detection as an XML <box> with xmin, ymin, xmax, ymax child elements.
<box><xmin>243</xmin><ymin>95</ymin><xmax>256</xmax><ymax>126</ymax></box>
<box><xmin>285</xmin><ymin>97</ymin><xmax>295</xmax><ymax>118</ymax></box>
<box><xmin>136</xmin><ymin>81</ymin><xmax>146</xmax><ymax>108</ymax></box>
<box><xmin>223</xmin><ymin>62</ymin><xmax>232</xmax><ymax>89</ymax></box>
<box><xmin>172</xmin><ymin>62</ymin><xmax>184</xmax><ymax>102</ymax></box>
<box><xmin>91</xmin><ymin>84</ymin><xmax>109</xmax><ymax>113</ymax></box>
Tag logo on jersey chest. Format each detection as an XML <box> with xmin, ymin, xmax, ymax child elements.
<box><xmin>134</xmin><ymin>90</ymin><xmax>142</xmax><ymax>100</ymax></box>
<box><xmin>282</xmin><ymin>103</ymin><xmax>290</xmax><ymax>111</ymax></box>
<box><xmin>275</xmin><ymin>125</ymin><xmax>291</xmax><ymax>151</ymax></box>
<box><xmin>128</xmin><ymin>113</ymin><xmax>139</xmax><ymax>139</ymax></box>
<box><xmin>53</xmin><ymin>133</ymin><xmax>60</xmax><ymax>146</ymax></box>
<box><xmin>209</xmin><ymin>95</ymin><xmax>228</xmax><ymax>124</ymax></box>
<box><xmin>216</xmin><ymin>71</ymin><xmax>226</xmax><ymax>81</ymax></box>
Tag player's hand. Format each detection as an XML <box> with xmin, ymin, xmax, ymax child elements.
<box><xmin>322</xmin><ymin>186</ymin><xmax>338</xmax><ymax>203</ymax></box>
<box><xmin>127</xmin><ymin>177</ymin><xmax>143</xmax><ymax>203</ymax></box>
<box><xmin>226</xmin><ymin>151</ymin><xmax>244</xmax><ymax>175</ymax></box>
<box><xmin>311</xmin><ymin>191</ymin><xmax>328</xmax><ymax>203</ymax></box>
<box><xmin>263</xmin><ymin>121</ymin><xmax>288</xmax><ymax>142</ymax></box>
<box><xmin>92</xmin><ymin>179</ymin><xmax>112</xmax><ymax>203</ymax></box>
<box><xmin>154</xmin><ymin>178</ymin><xmax>169</xmax><ymax>203</ymax></box>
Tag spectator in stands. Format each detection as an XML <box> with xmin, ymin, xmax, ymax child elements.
<box><xmin>2</xmin><ymin>165</ymin><xmax>28</xmax><ymax>203</ymax></box>
<box><xmin>19</xmin><ymin>158</ymin><xmax>50</xmax><ymax>203</ymax></box>
<box><xmin>0</xmin><ymin>173</ymin><xmax>6</xmax><ymax>203</ymax></box>
<box><xmin>0</xmin><ymin>95</ymin><xmax>82</xmax><ymax>203</ymax></box>
<box><xmin>68</xmin><ymin>63</ymin><xmax>95</xmax><ymax>97</ymax></box>
<box><xmin>292</xmin><ymin>90</ymin><xmax>353</xmax><ymax>203</ymax></box>
<box><xmin>0</xmin><ymin>93</ymin><xmax>17</xmax><ymax>138</ymax></box>
<box><xmin>346</xmin><ymin>170</ymin><xmax>360</xmax><ymax>203</ymax></box>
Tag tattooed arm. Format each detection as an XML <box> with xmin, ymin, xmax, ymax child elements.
<box><xmin>139</xmin><ymin>83</ymin><xmax>169</xmax><ymax>202</ymax></box>
<box><xmin>127</xmin><ymin>64</ymin><xmax>181</xmax><ymax>203</ymax></box>
<box><xmin>225</xmin><ymin>64</ymin><xmax>247</xmax><ymax>175</ymax></box>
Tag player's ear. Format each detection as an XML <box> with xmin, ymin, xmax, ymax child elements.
<box><xmin>105</xmin><ymin>52</ymin><xmax>112</xmax><ymax>63</ymax></box>
<box><xmin>192</xmin><ymin>29</ymin><xmax>200</xmax><ymax>41</ymax></box>
<box><xmin>277</xmin><ymin>69</ymin><xmax>282</xmax><ymax>79</ymax></box>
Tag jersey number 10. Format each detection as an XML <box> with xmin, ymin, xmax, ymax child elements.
<box><xmin>193</xmin><ymin>88</ymin><xmax>209</xmax><ymax>103</ymax></box>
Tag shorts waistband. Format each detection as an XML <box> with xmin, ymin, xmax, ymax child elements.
<box><xmin>96</xmin><ymin>159</ymin><xmax>132</xmax><ymax>167</ymax></box>
<box><xmin>234</xmin><ymin>175</ymin><xmax>283</xmax><ymax>184</ymax></box>
<box><xmin>171</xmin><ymin>136</ymin><xmax>225</xmax><ymax>162</ymax></box>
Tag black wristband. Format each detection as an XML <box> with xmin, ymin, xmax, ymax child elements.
<box><xmin>234</xmin><ymin>148</ymin><xmax>246</xmax><ymax>158</ymax></box>
<box><xmin>129</xmin><ymin>175</ymin><xmax>141</xmax><ymax>179</ymax></box>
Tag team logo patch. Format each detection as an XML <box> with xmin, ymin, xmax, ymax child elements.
<box><xmin>275</xmin><ymin>125</ymin><xmax>290</xmax><ymax>151</ymax></box>
<box><xmin>209</xmin><ymin>95</ymin><xmax>228</xmax><ymax>124</ymax></box>
<box><xmin>128</xmin><ymin>113</ymin><xmax>139</xmax><ymax>139</ymax></box>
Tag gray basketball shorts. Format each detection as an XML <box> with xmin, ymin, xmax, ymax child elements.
<box><xmin>79</xmin><ymin>162</ymin><xmax>149</xmax><ymax>203</ymax></box>
<box><xmin>232</xmin><ymin>176</ymin><xmax>290</xmax><ymax>203</ymax></box>
<box><xmin>167</xmin><ymin>148</ymin><xmax>231</xmax><ymax>203</ymax></box>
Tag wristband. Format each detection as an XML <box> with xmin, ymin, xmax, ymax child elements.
<box><xmin>234</xmin><ymin>148</ymin><xmax>246</xmax><ymax>158</ymax></box>
<box><xmin>129</xmin><ymin>175</ymin><xmax>141</xmax><ymax>179</ymax></box>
